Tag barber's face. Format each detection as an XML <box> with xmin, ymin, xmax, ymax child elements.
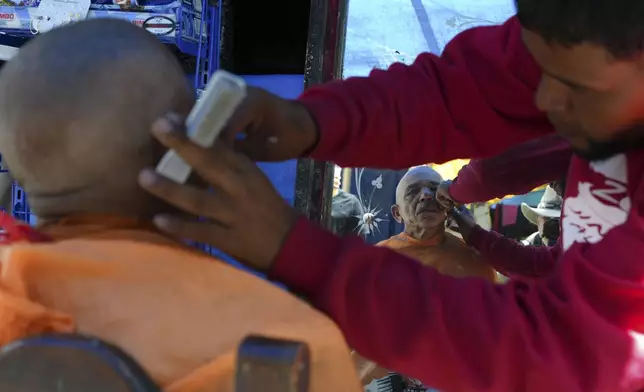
<box><xmin>523</xmin><ymin>29</ymin><xmax>644</xmax><ymax>161</ymax></box>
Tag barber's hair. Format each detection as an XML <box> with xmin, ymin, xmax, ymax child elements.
<box><xmin>515</xmin><ymin>0</ymin><xmax>644</xmax><ymax>58</ymax></box>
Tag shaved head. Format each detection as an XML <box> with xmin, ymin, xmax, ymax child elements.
<box><xmin>0</xmin><ymin>19</ymin><xmax>194</xmax><ymax>219</ymax></box>
<box><xmin>395</xmin><ymin>166</ymin><xmax>443</xmax><ymax>206</ymax></box>
<box><xmin>392</xmin><ymin>166</ymin><xmax>445</xmax><ymax>234</ymax></box>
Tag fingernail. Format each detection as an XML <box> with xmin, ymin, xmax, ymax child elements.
<box><xmin>153</xmin><ymin>214</ymin><xmax>172</xmax><ymax>229</ymax></box>
<box><xmin>267</xmin><ymin>136</ymin><xmax>279</xmax><ymax>144</ymax></box>
<box><xmin>152</xmin><ymin>118</ymin><xmax>174</xmax><ymax>135</ymax></box>
<box><xmin>138</xmin><ymin>169</ymin><xmax>158</xmax><ymax>186</ymax></box>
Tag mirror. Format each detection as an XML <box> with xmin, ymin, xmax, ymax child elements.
<box><xmin>328</xmin><ymin>0</ymin><xmax>517</xmax><ymax>244</ymax></box>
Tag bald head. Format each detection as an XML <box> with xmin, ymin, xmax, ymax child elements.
<box><xmin>393</xmin><ymin>166</ymin><xmax>445</xmax><ymax>232</ymax></box>
<box><xmin>395</xmin><ymin>166</ymin><xmax>443</xmax><ymax>206</ymax></box>
<box><xmin>0</xmin><ymin>19</ymin><xmax>194</xmax><ymax>219</ymax></box>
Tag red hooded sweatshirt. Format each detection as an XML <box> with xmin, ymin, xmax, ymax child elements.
<box><xmin>448</xmin><ymin>134</ymin><xmax>572</xmax><ymax>205</ymax></box>
<box><xmin>270</xmin><ymin>16</ymin><xmax>644</xmax><ymax>392</ymax></box>
<box><xmin>453</xmin><ymin>134</ymin><xmax>572</xmax><ymax>279</ymax></box>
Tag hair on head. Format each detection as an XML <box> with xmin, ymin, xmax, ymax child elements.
<box><xmin>0</xmin><ymin>19</ymin><xmax>194</xmax><ymax>217</ymax></box>
<box><xmin>515</xmin><ymin>0</ymin><xmax>644</xmax><ymax>58</ymax></box>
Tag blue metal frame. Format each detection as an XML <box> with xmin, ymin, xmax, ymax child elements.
<box><xmin>10</xmin><ymin>182</ymin><xmax>34</xmax><ymax>225</ymax></box>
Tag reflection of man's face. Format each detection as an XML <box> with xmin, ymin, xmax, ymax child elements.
<box><xmin>333</xmin><ymin>175</ymin><xmax>341</xmax><ymax>190</ymax></box>
<box><xmin>537</xmin><ymin>216</ymin><xmax>561</xmax><ymax>244</ymax></box>
<box><xmin>397</xmin><ymin>177</ymin><xmax>446</xmax><ymax>230</ymax></box>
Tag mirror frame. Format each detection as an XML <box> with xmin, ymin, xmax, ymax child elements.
<box><xmin>218</xmin><ymin>0</ymin><xmax>349</xmax><ymax>228</ymax></box>
<box><xmin>295</xmin><ymin>0</ymin><xmax>349</xmax><ymax>227</ymax></box>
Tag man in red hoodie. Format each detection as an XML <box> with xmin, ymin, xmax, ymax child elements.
<box><xmin>140</xmin><ymin>1</ymin><xmax>644</xmax><ymax>390</ymax></box>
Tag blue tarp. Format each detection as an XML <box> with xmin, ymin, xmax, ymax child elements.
<box><xmin>213</xmin><ymin>74</ymin><xmax>303</xmax><ymax>279</ymax></box>
<box><xmin>243</xmin><ymin>75</ymin><xmax>304</xmax><ymax>207</ymax></box>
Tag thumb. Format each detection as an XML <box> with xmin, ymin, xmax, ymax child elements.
<box><xmin>220</xmin><ymin>95</ymin><xmax>258</xmax><ymax>145</ymax></box>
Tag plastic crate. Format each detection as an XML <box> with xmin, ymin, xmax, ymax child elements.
<box><xmin>11</xmin><ymin>182</ymin><xmax>36</xmax><ymax>225</ymax></box>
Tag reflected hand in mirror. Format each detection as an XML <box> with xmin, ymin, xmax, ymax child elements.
<box><xmin>139</xmin><ymin>114</ymin><xmax>299</xmax><ymax>271</ymax></box>
<box><xmin>449</xmin><ymin>206</ymin><xmax>476</xmax><ymax>242</ymax></box>
<box><xmin>436</xmin><ymin>179</ymin><xmax>460</xmax><ymax>210</ymax></box>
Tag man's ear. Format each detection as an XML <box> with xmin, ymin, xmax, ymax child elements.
<box><xmin>391</xmin><ymin>205</ymin><xmax>402</xmax><ymax>223</ymax></box>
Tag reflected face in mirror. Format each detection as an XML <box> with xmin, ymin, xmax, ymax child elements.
<box><xmin>333</xmin><ymin>175</ymin><xmax>341</xmax><ymax>190</ymax></box>
<box><xmin>522</xmin><ymin>29</ymin><xmax>644</xmax><ymax>161</ymax></box>
<box><xmin>333</xmin><ymin>165</ymin><xmax>342</xmax><ymax>191</ymax></box>
<box><xmin>392</xmin><ymin>167</ymin><xmax>446</xmax><ymax>233</ymax></box>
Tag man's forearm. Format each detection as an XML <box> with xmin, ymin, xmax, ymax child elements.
<box><xmin>300</xmin><ymin>17</ymin><xmax>551</xmax><ymax>169</ymax></box>
<box><xmin>466</xmin><ymin>225</ymin><xmax>559</xmax><ymax>277</ymax></box>
<box><xmin>449</xmin><ymin>135</ymin><xmax>572</xmax><ymax>204</ymax></box>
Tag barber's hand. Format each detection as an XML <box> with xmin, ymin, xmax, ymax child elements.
<box><xmin>449</xmin><ymin>206</ymin><xmax>476</xmax><ymax>242</ymax></box>
<box><xmin>221</xmin><ymin>87</ymin><xmax>319</xmax><ymax>161</ymax></box>
<box><xmin>436</xmin><ymin>179</ymin><xmax>461</xmax><ymax>209</ymax></box>
<box><xmin>139</xmin><ymin>114</ymin><xmax>299</xmax><ymax>271</ymax></box>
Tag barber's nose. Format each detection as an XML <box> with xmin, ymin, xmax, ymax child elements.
<box><xmin>535</xmin><ymin>75</ymin><xmax>568</xmax><ymax>113</ymax></box>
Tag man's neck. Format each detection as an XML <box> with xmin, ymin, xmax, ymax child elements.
<box><xmin>403</xmin><ymin>224</ymin><xmax>445</xmax><ymax>242</ymax></box>
<box><xmin>30</xmin><ymin>192</ymin><xmax>163</xmax><ymax>223</ymax></box>
<box><xmin>36</xmin><ymin>212</ymin><xmax>188</xmax><ymax>249</ymax></box>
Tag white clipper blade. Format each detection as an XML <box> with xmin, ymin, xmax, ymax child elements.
<box><xmin>156</xmin><ymin>71</ymin><xmax>247</xmax><ymax>183</ymax></box>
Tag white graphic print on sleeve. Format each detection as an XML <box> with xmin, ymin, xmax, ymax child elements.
<box><xmin>562</xmin><ymin>154</ymin><xmax>630</xmax><ymax>251</ymax></box>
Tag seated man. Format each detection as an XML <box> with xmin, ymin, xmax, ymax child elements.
<box><xmin>0</xmin><ymin>20</ymin><xmax>360</xmax><ymax>392</ymax></box>
<box><xmin>354</xmin><ymin>166</ymin><xmax>497</xmax><ymax>388</ymax></box>
<box><xmin>378</xmin><ymin>166</ymin><xmax>496</xmax><ymax>280</ymax></box>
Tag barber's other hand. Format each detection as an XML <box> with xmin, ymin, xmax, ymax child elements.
<box><xmin>436</xmin><ymin>179</ymin><xmax>460</xmax><ymax>209</ymax></box>
<box><xmin>449</xmin><ymin>206</ymin><xmax>476</xmax><ymax>242</ymax></box>
<box><xmin>221</xmin><ymin>87</ymin><xmax>319</xmax><ymax>161</ymax></box>
<box><xmin>139</xmin><ymin>115</ymin><xmax>299</xmax><ymax>271</ymax></box>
